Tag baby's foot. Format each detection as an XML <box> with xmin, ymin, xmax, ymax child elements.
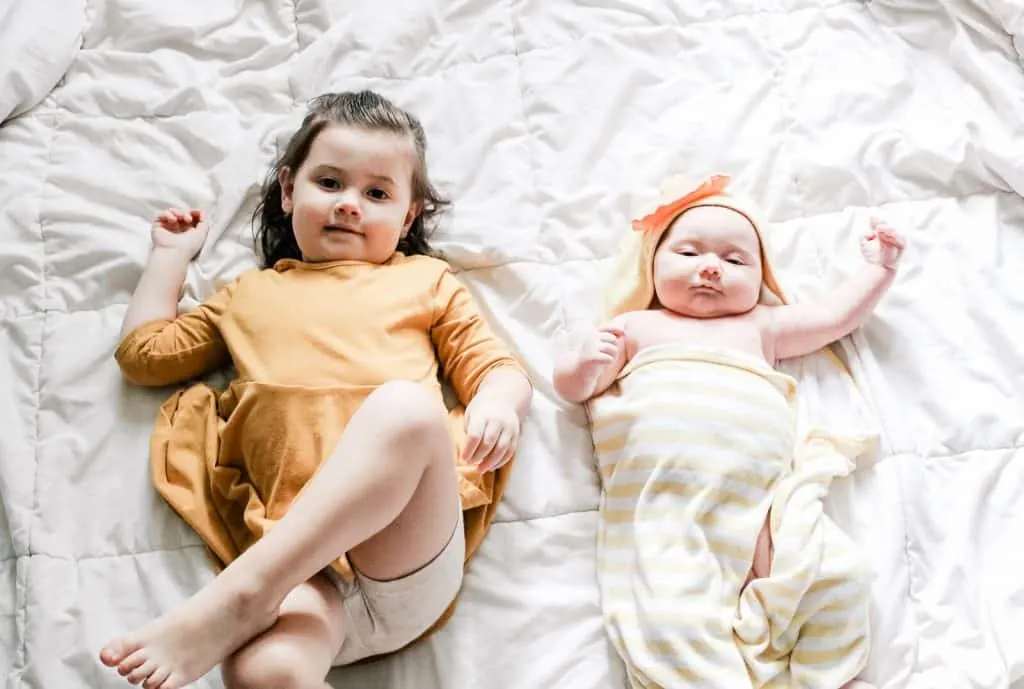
<box><xmin>99</xmin><ymin>579</ymin><xmax>277</xmax><ymax>688</ymax></box>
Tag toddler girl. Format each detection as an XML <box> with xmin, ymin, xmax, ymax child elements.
<box><xmin>99</xmin><ymin>90</ymin><xmax>532</xmax><ymax>689</ymax></box>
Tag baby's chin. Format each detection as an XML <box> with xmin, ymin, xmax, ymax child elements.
<box><xmin>661</xmin><ymin>295</ymin><xmax>756</xmax><ymax>319</ymax></box>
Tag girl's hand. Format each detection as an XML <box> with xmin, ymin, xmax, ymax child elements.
<box><xmin>462</xmin><ymin>395</ymin><xmax>521</xmax><ymax>473</ymax></box>
<box><xmin>152</xmin><ymin>208</ymin><xmax>209</xmax><ymax>259</ymax></box>
<box><xmin>860</xmin><ymin>218</ymin><xmax>905</xmax><ymax>270</ymax></box>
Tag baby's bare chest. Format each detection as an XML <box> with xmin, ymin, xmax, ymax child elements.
<box><xmin>628</xmin><ymin>310</ymin><xmax>766</xmax><ymax>359</ymax></box>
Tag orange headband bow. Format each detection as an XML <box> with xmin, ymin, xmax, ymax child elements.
<box><xmin>630</xmin><ymin>174</ymin><xmax>731</xmax><ymax>234</ymax></box>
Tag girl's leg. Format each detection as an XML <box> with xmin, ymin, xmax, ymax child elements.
<box><xmin>100</xmin><ymin>380</ymin><xmax>461</xmax><ymax>689</ymax></box>
<box><xmin>221</xmin><ymin>574</ymin><xmax>344</xmax><ymax>689</ymax></box>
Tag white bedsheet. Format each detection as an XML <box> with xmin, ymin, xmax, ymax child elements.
<box><xmin>1</xmin><ymin>1</ymin><xmax>1023</xmax><ymax>688</ymax></box>
<box><xmin>0</xmin><ymin>0</ymin><xmax>84</xmax><ymax>123</ymax></box>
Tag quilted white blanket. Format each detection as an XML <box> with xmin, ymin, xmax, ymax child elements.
<box><xmin>2</xmin><ymin>1</ymin><xmax>1023</xmax><ymax>688</ymax></box>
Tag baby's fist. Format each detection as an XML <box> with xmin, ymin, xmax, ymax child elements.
<box><xmin>860</xmin><ymin>218</ymin><xmax>905</xmax><ymax>270</ymax></box>
<box><xmin>580</xmin><ymin>326</ymin><xmax>626</xmax><ymax>366</ymax></box>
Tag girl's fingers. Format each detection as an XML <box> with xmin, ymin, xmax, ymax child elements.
<box><xmin>481</xmin><ymin>450</ymin><xmax>511</xmax><ymax>474</ymax></box>
<box><xmin>477</xmin><ymin>430</ymin><xmax>505</xmax><ymax>472</ymax></box>
<box><xmin>480</xmin><ymin>430</ymin><xmax>515</xmax><ymax>473</ymax></box>
<box><xmin>472</xmin><ymin>421</ymin><xmax>501</xmax><ymax>465</ymax></box>
<box><xmin>462</xmin><ymin>415</ymin><xmax>483</xmax><ymax>461</ymax></box>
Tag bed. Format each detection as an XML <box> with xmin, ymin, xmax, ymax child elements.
<box><xmin>2</xmin><ymin>1</ymin><xmax>1023</xmax><ymax>687</ymax></box>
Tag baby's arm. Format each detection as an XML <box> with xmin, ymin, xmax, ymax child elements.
<box><xmin>115</xmin><ymin>209</ymin><xmax>231</xmax><ymax>386</ymax></box>
<box><xmin>553</xmin><ymin>316</ymin><xmax>629</xmax><ymax>403</ymax></box>
<box><xmin>761</xmin><ymin>219</ymin><xmax>905</xmax><ymax>362</ymax></box>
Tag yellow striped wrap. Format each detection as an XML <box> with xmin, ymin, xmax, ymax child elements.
<box><xmin>588</xmin><ymin>345</ymin><xmax>872</xmax><ymax>689</ymax></box>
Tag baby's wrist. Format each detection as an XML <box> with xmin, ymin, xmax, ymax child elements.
<box><xmin>864</xmin><ymin>258</ymin><xmax>897</xmax><ymax>272</ymax></box>
<box><xmin>864</xmin><ymin>262</ymin><xmax>898</xmax><ymax>286</ymax></box>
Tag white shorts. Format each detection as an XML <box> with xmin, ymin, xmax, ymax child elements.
<box><xmin>330</xmin><ymin>509</ymin><xmax>465</xmax><ymax>666</ymax></box>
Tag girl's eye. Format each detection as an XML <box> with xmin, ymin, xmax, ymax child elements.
<box><xmin>678</xmin><ymin>250</ymin><xmax>698</xmax><ymax>257</ymax></box>
<box><xmin>726</xmin><ymin>257</ymin><xmax>744</xmax><ymax>266</ymax></box>
<box><xmin>318</xmin><ymin>178</ymin><xmax>339</xmax><ymax>190</ymax></box>
<box><xmin>366</xmin><ymin>188</ymin><xmax>389</xmax><ymax>201</ymax></box>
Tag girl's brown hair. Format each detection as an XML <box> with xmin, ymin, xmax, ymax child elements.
<box><xmin>253</xmin><ymin>91</ymin><xmax>449</xmax><ymax>268</ymax></box>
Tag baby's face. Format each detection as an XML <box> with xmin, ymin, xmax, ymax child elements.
<box><xmin>652</xmin><ymin>205</ymin><xmax>764</xmax><ymax>318</ymax></box>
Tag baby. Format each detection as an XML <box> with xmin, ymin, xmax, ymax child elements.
<box><xmin>554</xmin><ymin>175</ymin><xmax>902</xmax><ymax>688</ymax></box>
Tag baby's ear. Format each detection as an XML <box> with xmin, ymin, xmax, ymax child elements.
<box><xmin>278</xmin><ymin>167</ymin><xmax>295</xmax><ymax>214</ymax></box>
<box><xmin>401</xmin><ymin>200</ymin><xmax>423</xmax><ymax>236</ymax></box>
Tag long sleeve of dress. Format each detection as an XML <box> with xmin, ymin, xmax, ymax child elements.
<box><xmin>430</xmin><ymin>270</ymin><xmax>523</xmax><ymax>406</ymax></box>
<box><xmin>114</xmin><ymin>279</ymin><xmax>236</xmax><ymax>387</ymax></box>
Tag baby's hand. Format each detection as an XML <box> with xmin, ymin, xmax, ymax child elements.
<box><xmin>860</xmin><ymin>218</ymin><xmax>905</xmax><ymax>270</ymax></box>
<box><xmin>553</xmin><ymin>324</ymin><xmax>627</xmax><ymax>402</ymax></box>
<box><xmin>580</xmin><ymin>326</ymin><xmax>626</xmax><ymax>367</ymax></box>
<box><xmin>151</xmin><ymin>208</ymin><xmax>209</xmax><ymax>259</ymax></box>
<box><xmin>572</xmin><ymin>325</ymin><xmax>626</xmax><ymax>385</ymax></box>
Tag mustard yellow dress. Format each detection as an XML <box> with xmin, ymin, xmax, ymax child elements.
<box><xmin>115</xmin><ymin>253</ymin><xmax>524</xmax><ymax>634</ymax></box>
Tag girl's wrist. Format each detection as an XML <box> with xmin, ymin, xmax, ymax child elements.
<box><xmin>148</xmin><ymin>245</ymin><xmax>196</xmax><ymax>265</ymax></box>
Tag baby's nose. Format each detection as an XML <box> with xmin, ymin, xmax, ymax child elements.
<box><xmin>699</xmin><ymin>260</ymin><xmax>721</xmax><ymax>278</ymax></box>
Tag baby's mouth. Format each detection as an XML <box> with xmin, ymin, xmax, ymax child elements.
<box><xmin>691</xmin><ymin>283</ymin><xmax>721</xmax><ymax>294</ymax></box>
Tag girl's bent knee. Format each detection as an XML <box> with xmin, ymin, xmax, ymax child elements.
<box><xmin>366</xmin><ymin>381</ymin><xmax>449</xmax><ymax>441</ymax></box>
<box><xmin>222</xmin><ymin>642</ymin><xmax>317</xmax><ymax>689</ymax></box>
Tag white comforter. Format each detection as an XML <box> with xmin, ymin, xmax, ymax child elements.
<box><xmin>1</xmin><ymin>1</ymin><xmax>1022</xmax><ymax>688</ymax></box>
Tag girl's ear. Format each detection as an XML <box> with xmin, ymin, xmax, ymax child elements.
<box><xmin>278</xmin><ymin>167</ymin><xmax>295</xmax><ymax>214</ymax></box>
<box><xmin>400</xmin><ymin>200</ymin><xmax>423</xmax><ymax>237</ymax></box>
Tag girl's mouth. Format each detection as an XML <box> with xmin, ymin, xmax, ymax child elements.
<box><xmin>324</xmin><ymin>225</ymin><xmax>359</xmax><ymax>235</ymax></box>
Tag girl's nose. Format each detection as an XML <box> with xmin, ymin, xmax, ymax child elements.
<box><xmin>335</xmin><ymin>189</ymin><xmax>361</xmax><ymax>218</ymax></box>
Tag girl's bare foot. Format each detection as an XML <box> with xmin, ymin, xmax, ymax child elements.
<box><xmin>99</xmin><ymin>578</ymin><xmax>278</xmax><ymax>688</ymax></box>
